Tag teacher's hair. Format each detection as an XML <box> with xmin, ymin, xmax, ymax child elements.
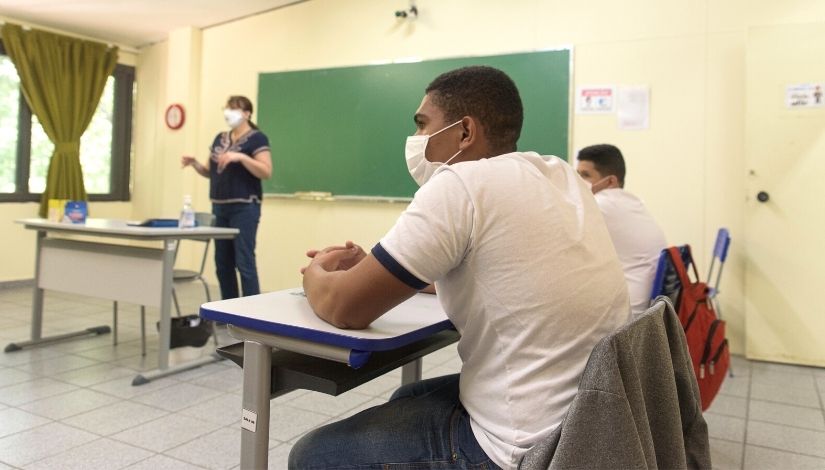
<box><xmin>425</xmin><ymin>66</ymin><xmax>523</xmax><ymax>153</ymax></box>
<box><xmin>227</xmin><ymin>95</ymin><xmax>259</xmax><ymax>130</ymax></box>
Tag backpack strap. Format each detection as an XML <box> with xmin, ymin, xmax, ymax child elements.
<box><xmin>668</xmin><ymin>245</ymin><xmax>697</xmax><ymax>287</ymax></box>
<box><xmin>682</xmin><ymin>245</ymin><xmax>702</xmax><ymax>282</ymax></box>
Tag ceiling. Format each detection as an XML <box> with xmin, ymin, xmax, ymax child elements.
<box><xmin>0</xmin><ymin>0</ymin><xmax>306</xmax><ymax>49</ymax></box>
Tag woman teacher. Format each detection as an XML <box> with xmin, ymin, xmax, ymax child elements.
<box><xmin>182</xmin><ymin>95</ymin><xmax>272</xmax><ymax>299</ymax></box>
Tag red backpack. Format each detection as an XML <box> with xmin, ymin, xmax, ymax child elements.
<box><xmin>667</xmin><ymin>246</ymin><xmax>729</xmax><ymax>411</ymax></box>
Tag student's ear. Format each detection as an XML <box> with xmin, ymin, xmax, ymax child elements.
<box><xmin>458</xmin><ymin>116</ymin><xmax>476</xmax><ymax>150</ymax></box>
<box><xmin>608</xmin><ymin>175</ymin><xmax>620</xmax><ymax>188</ymax></box>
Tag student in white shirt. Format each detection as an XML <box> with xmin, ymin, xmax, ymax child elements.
<box><xmin>290</xmin><ymin>66</ymin><xmax>629</xmax><ymax>470</ymax></box>
<box><xmin>576</xmin><ymin>144</ymin><xmax>668</xmax><ymax>317</ymax></box>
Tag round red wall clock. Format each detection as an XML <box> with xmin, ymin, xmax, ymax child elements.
<box><xmin>165</xmin><ymin>103</ymin><xmax>185</xmax><ymax>130</ymax></box>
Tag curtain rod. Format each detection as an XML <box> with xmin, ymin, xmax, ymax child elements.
<box><xmin>0</xmin><ymin>18</ymin><xmax>139</xmax><ymax>54</ymax></box>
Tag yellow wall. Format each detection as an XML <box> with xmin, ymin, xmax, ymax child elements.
<box><xmin>4</xmin><ymin>0</ymin><xmax>825</xmax><ymax>354</ymax></box>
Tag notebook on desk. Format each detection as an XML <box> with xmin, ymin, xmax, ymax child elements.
<box><xmin>127</xmin><ymin>218</ymin><xmax>180</xmax><ymax>228</ymax></box>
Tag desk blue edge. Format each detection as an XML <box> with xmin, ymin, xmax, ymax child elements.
<box><xmin>199</xmin><ymin>306</ymin><xmax>455</xmax><ymax>356</ymax></box>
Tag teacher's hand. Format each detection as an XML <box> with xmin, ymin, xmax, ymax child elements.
<box><xmin>216</xmin><ymin>151</ymin><xmax>244</xmax><ymax>173</ymax></box>
<box><xmin>301</xmin><ymin>241</ymin><xmax>366</xmax><ymax>274</ymax></box>
<box><xmin>181</xmin><ymin>155</ymin><xmax>198</xmax><ymax>168</ymax></box>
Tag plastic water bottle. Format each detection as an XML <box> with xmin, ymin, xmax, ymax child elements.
<box><xmin>179</xmin><ymin>195</ymin><xmax>196</xmax><ymax>228</ymax></box>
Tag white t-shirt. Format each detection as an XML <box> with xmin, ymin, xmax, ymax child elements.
<box><xmin>375</xmin><ymin>152</ymin><xmax>629</xmax><ymax>469</ymax></box>
<box><xmin>593</xmin><ymin>188</ymin><xmax>667</xmax><ymax>316</ymax></box>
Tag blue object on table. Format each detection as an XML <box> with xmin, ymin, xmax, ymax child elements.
<box><xmin>64</xmin><ymin>200</ymin><xmax>88</xmax><ymax>224</ymax></box>
<box><xmin>127</xmin><ymin>218</ymin><xmax>181</xmax><ymax>228</ymax></box>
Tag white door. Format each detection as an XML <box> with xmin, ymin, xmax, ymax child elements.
<box><xmin>745</xmin><ymin>23</ymin><xmax>825</xmax><ymax>367</ymax></box>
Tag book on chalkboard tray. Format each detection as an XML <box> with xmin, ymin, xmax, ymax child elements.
<box><xmin>126</xmin><ymin>218</ymin><xmax>182</xmax><ymax>228</ymax></box>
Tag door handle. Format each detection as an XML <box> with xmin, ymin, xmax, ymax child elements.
<box><xmin>757</xmin><ymin>191</ymin><xmax>770</xmax><ymax>203</ymax></box>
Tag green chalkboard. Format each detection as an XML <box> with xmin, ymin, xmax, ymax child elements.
<box><xmin>258</xmin><ymin>49</ymin><xmax>570</xmax><ymax>199</ymax></box>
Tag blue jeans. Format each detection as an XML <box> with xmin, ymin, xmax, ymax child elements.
<box><xmin>289</xmin><ymin>374</ymin><xmax>501</xmax><ymax>469</ymax></box>
<box><xmin>212</xmin><ymin>202</ymin><xmax>261</xmax><ymax>299</ymax></box>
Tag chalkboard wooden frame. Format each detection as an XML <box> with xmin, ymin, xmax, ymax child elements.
<box><xmin>257</xmin><ymin>49</ymin><xmax>571</xmax><ymax>201</ymax></box>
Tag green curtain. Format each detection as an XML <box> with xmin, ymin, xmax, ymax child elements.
<box><xmin>1</xmin><ymin>23</ymin><xmax>118</xmax><ymax>217</ymax></box>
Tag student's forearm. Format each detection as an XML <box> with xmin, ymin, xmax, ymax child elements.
<box><xmin>303</xmin><ymin>256</ymin><xmax>416</xmax><ymax>330</ymax></box>
<box><xmin>303</xmin><ymin>267</ymin><xmax>350</xmax><ymax>328</ymax></box>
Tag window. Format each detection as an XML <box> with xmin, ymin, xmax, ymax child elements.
<box><xmin>0</xmin><ymin>44</ymin><xmax>134</xmax><ymax>202</ymax></box>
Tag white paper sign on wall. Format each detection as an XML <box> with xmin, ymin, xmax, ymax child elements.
<box><xmin>786</xmin><ymin>83</ymin><xmax>824</xmax><ymax>108</ymax></box>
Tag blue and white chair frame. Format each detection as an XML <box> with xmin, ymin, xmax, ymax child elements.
<box><xmin>706</xmin><ymin>228</ymin><xmax>731</xmax><ymax>318</ymax></box>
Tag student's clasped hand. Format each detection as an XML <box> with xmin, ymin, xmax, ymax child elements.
<box><xmin>301</xmin><ymin>241</ymin><xmax>366</xmax><ymax>274</ymax></box>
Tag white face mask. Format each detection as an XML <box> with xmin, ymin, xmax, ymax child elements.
<box><xmin>405</xmin><ymin>120</ymin><xmax>463</xmax><ymax>186</ymax></box>
<box><xmin>588</xmin><ymin>175</ymin><xmax>611</xmax><ymax>194</ymax></box>
<box><xmin>224</xmin><ymin>109</ymin><xmax>245</xmax><ymax>129</ymax></box>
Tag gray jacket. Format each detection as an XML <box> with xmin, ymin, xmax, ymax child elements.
<box><xmin>520</xmin><ymin>298</ymin><xmax>711</xmax><ymax>470</ymax></box>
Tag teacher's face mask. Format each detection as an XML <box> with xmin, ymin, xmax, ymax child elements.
<box><xmin>405</xmin><ymin>120</ymin><xmax>463</xmax><ymax>186</ymax></box>
<box><xmin>224</xmin><ymin>108</ymin><xmax>245</xmax><ymax>129</ymax></box>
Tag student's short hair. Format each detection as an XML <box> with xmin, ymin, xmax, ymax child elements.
<box><xmin>425</xmin><ymin>66</ymin><xmax>523</xmax><ymax>152</ymax></box>
<box><xmin>577</xmin><ymin>144</ymin><xmax>626</xmax><ymax>187</ymax></box>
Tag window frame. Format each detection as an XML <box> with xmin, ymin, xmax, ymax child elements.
<box><xmin>0</xmin><ymin>42</ymin><xmax>134</xmax><ymax>203</ymax></box>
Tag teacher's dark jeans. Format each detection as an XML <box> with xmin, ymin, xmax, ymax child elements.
<box><xmin>212</xmin><ymin>202</ymin><xmax>261</xmax><ymax>299</ymax></box>
<box><xmin>289</xmin><ymin>374</ymin><xmax>501</xmax><ymax>469</ymax></box>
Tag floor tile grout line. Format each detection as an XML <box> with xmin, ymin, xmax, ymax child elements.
<box><xmin>16</xmin><ymin>435</ymin><xmax>107</xmax><ymax>469</ymax></box>
<box><xmin>744</xmin><ymin>417</ymin><xmax>825</xmax><ymax>434</ymax></box>
<box><xmin>741</xmin><ymin>396</ymin><xmax>823</xmax><ymax>410</ymax></box>
<box><xmin>744</xmin><ymin>442</ymin><xmax>825</xmax><ymax>461</ymax></box>
<box><xmin>739</xmin><ymin>359</ymin><xmax>752</xmax><ymax>469</ymax></box>
<box><xmin>814</xmin><ymin>375</ymin><xmax>825</xmax><ymax>429</ymax></box>
<box><xmin>105</xmin><ymin>412</ymin><xmax>223</xmax><ymax>455</ymax></box>
<box><xmin>747</xmin><ymin>396</ymin><xmax>825</xmax><ymax>411</ymax></box>
<box><xmin>710</xmin><ymin>436</ymin><xmax>745</xmax><ymax>445</ymax></box>
<box><xmin>749</xmin><ymin>364</ymin><xmax>824</xmax><ymax>377</ymax></box>
<box><xmin>128</xmin><ymin>451</ymin><xmax>211</xmax><ymax>470</ymax></box>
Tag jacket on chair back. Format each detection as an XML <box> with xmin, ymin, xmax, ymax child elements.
<box><xmin>519</xmin><ymin>298</ymin><xmax>711</xmax><ymax>470</ymax></box>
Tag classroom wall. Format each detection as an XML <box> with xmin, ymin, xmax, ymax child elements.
<box><xmin>168</xmin><ymin>0</ymin><xmax>825</xmax><ymax>355</ymax></box>
<box><xmin>5</xmin><ymin>1</ymin><xmax>825</xmax><ymax>354</ymax></box>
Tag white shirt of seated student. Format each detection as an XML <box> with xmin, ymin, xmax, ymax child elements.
<box><xmin>592</xmin><ymin>187</ymin><xmax>667</xmax><ymax>316</ymax></box>
<box><xmin>374</xmin><ymin>152</ymin><xmax>629</xmax><ymax>469</ymax></box>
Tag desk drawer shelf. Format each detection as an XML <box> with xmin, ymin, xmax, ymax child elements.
<box><xmin>217</xmin><ymin>329</ymin><xmax>460</xmax><ymax>397</ymax></box>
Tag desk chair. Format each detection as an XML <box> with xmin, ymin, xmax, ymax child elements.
<box><xmin>112</xmin><ymin>212</ymin><xmax>216</xmax><ymax>355</ymax></box>
<box><xmin>171</xmin><ymin>212</ymin><xmax>215</xmax><ymax>316</ymax></box>
<box><xmin>520</xmin><ymin>298</ymin><xmax>710</xmax><ymax>470</ymax></box>
<box><xmin>649</xmin><ymin>245</ymin><xmax>691</xmax><ymax>306</ymax></box>
<box><xmin>706</xmin><ymin>228</ymin><xmax>731</xmax><ymax>318</ymax></box>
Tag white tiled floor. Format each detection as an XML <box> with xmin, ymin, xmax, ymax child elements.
<box><xmin>0</xmin><ymin>283</ymin><xmax>824</xmax><ymax>469</ymax></box>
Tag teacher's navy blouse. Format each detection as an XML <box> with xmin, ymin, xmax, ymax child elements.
<box><xmin>209</xmin><ymin>129</ymin><xmax>270</xmax><ymax>203</ymax></box>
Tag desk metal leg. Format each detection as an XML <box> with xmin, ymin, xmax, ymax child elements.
<box><xmin>132</xmin><ymin>239</ymin><xmax>221</xmax><ymax>385</ymax></box>
<box><xmin>32</xmin><ymin>230</ymin><xmax>45</xmax><ymax>340</ymax></box>
<box><xmin>401</xmin><ymin>358</ymin><xmax>423</xmax><ymax>385</ymax></box>
<box><xmin>5</xmin><ymin>231</ymin><xmax>110</xmax><ymax>353</ymax></box>
<box><xmin>241</xmin><ymin>340</ymin><xmax>272</xmax><ymax>470</ymax></box>
<box><xmin>157</xmin><ymin>239</ymin><xmax>175</xmax><ymax>371</ymax></box>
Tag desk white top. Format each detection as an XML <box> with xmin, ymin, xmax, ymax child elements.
<box><xmin>16</xmin><ymin>218</ymin><xmax>238</xmax><ymax>240</ymax></box>
<box><xmin>200</xmin><ymin>288</ymin><xmax>453</xmax><ymax>352</ymax></box>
